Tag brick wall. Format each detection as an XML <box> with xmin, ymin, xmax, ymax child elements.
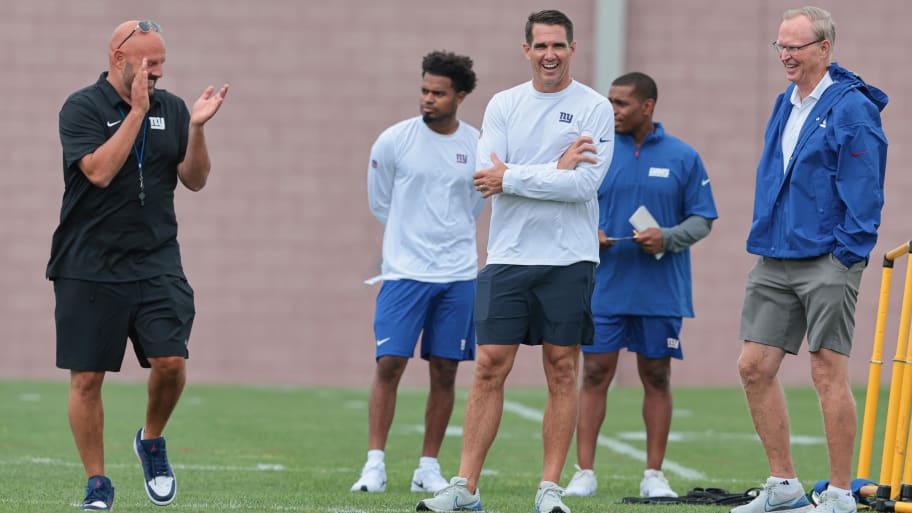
<box><xmin>2</xmin><ymin>0</ymin><xmax>909</xmax><ymax>388</ymax></box>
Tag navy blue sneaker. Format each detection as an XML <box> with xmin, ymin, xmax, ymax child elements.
<box><xmin>82</xmin><ymin>475</ymin><xmax>114</xmax><ymax>510</ymax></box>
<box><xmin>133</xmin><ymin>428</ymin><xmax>177</xmax><ymax>505</ymax></box>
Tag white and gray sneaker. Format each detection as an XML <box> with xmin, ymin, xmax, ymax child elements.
<box><xmin>416</xmin><ymin>476</ymin><xmax>483</xmax><ymax>511</ymax></box>
<box><xmin>563</xmin><ymin>465</ymin><xmax>596</xmax><ymax>497</ymax></box>
<box><xmin>730</xmin><ymin>477</ymin><xmax>813</xmax><ymax>513</ymax></box>
<box><xmin>811</xmin><ymin>490</ymin><xmax>856</xmax><ymax>513</ymax></box>
<box><xmin>534</xmin><ymin>481</ymin><xmax>570</xmax><ymax>513</ymax></box>
<box><xmin>640</xmin><ymin>469</ymin><xmax>677</xmax><ymax>498</ymax></box>
<box><xmin>411</xmin><ymin>462</ymin><xmax>450</xmax><ymax>493</ymax></box>
<box><xmin>350</xmin><ymin>460</ymin><xmax>386</xmax><ymax>492</ymax></box>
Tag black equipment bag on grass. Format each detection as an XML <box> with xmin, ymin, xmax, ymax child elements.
<box><xmin>620</xmin><ymin>487</ymin><xmax>760</xmax><ymax>506</ymax></box>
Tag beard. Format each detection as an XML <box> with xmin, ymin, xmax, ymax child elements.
<box><xmin>121</xmin><ymin>62</ymin><xmax>156</xmax><ymax>96</ymax></box>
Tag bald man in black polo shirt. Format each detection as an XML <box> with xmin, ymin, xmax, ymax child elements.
<box><xmin>48</xmin><ymin>20</ymin><xmax>227</xmax><ymax>510</ymax></box>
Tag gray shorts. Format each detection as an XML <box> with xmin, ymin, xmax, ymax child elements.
<box><xmin>739</xmin><ymin>254</ymin><xmax>864</xmax><ymax>355</ymax></box>
<box><xmin>474</xmin><ymin>262</ymin><xmax>595</xmax><ymax>346</ymax></box>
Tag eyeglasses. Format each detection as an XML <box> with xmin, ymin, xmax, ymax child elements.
<box><xmin>116</xmin><ymin>20</ymin><xmax>162</xmax><ymax>50</ymax></box>
<box><xmin>771</xmin><ymin>39</ymin><xmax>822</xmax><ymax>56</ymax></box>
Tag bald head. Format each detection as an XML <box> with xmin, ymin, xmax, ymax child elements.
<box><xmin>110</xmin><ymin>20</ymin><xmax>164</xmax><ymax>53</ymax></box>
<box><xmin>107</xmin><ymin>20</ymin><xmax>166</xmax><ymax>103</ymax></box>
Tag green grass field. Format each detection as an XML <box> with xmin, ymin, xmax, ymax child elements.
<box><xmin>0</xmin><ymin>379</ymin><xmax>887</xmax><ymax>512</ymax></box>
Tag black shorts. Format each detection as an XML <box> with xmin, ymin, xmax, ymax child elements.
<box><xmin>474</xmin><ymin>262</ymin><xmax>595</xmax><ymax>346</ymax></box>
<box><xmin>54</xmin><ymin>276</ymin><xmax>195</xmax><ymax>371</ymax></box>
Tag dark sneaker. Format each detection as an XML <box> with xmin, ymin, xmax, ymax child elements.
<box><xmin>82</xmin><ymin>475</ymin><xmax>114</xmax><ymax>510</ymax></box>
<box><xmin>133</xmin><ymin>428</ymin><xmax>177</xmax><ymax>505</ymax></box>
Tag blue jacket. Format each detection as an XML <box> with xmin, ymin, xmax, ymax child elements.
<box><xmin>746</xmin><ymin>63</ymin><xmax>888</xmax><ymax>267</ymax></box>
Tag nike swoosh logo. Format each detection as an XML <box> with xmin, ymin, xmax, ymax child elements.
<box><xmin>765</xmin><ymin>497</ymin><xmax>808</xmax><ymax>510</ymax></box>
<box><xmin>851</xmin><ymin>151</ymin><xmax>866</xmax><ymax>157</ymax></box>
<box><xmin>376</xmin><ymin>337</ymin><xmax>391</xmax><ymax>346</ymax></box>
<box><xmin>106</xmin><ymin>120</ymin><xmax>122</xmax><ymax>127</ymax></box>
<box><xmin>701</xmin><ymin>178</ymin><xmax>711</xmax><ymax>186</ymax></box>
<box><xmin>453</xmin><ymin>497</ymin><xmax>479</xmax><ymax>509</ymax></box>
<box><xmin>599</xmin><ymin>137</ymin><xmax>610</xmax><ymax>143</ymax></box>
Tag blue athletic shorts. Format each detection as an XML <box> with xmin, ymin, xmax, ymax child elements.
<box><xmin>584</xmin><ymin>315</ymin><xmax>683</xmax><ymax>359</ymax></box>
<box><xmin>373</xmin><ymin>279</ymin><xmax>476</xmax><ymax>361</ymax></box>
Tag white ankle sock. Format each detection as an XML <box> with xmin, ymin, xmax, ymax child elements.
<box><xmin>367</xmin><ymin>449</ymin><xmax>384</xmax><ymax>465</ymax></box>
<box><xmin>827</xmin><ymin>485</ymin><xmax>855</xmax><ymax>505</ymax></box>
<box><xmin>419</xmin><ymin>456</ymin><xmax>438</xmax><ymax>468</ymax></box>
<box><xmin>770</xmin><ymin>475</ymin><xmax>802</xmax><ymax>494</ymax></box>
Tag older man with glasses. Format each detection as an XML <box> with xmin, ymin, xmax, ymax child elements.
<box><xmin>49</xmin><ymin>20</ymin><xmax>228</xmax><ymax>510</ymax></box>
<box><xmin>733</xmin><ymin>6</ymin><xmax>888</xmax><ymax>513</ymax></box>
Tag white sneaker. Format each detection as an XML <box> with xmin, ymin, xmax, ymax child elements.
<box><xmin>412</xmin><ymin>462</ymin><xmax>449</xmax><ymax>493</ymax></box>
<box><xmin>730</xmin><ymin>478</ymin><xmax>813</xmax><ymax>513</ymax></box>
<box><xmin>811</xmin><ymin>490</ymin><xmax>855</xmax><ymax>513</ymax></box>
<box><xmin>534</xmin><ymin>481</ymin><xmax>570</xmax><ymax>513</ymax></box>
<box><xmin>640</xmin><ymin>469</ymin><xmax>678</xmax><ymax>498</ymax></box>
<box><xmin>563</xmin><ymin>465</ymin><xmax>596</xmax><ymax>497</ymax></box>
<box><xmin>416</xmin><ymin>476</ymin><xmax>483</xmax><ymax>511</ymax></box>
<box><xmin>350</xmin><ymin>460</ymin><xmax>386</xmax><ymax>492</ymax></box>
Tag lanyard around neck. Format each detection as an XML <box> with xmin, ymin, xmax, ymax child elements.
<box><xmin>117</xmin><ymin>107</ymin><xmax>148</xmax><ymax>206</ymax></box>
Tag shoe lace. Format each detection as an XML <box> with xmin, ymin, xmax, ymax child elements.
<box><xmin>540</xmin><ymin>484</ymin><xmax>564</xmax><ymax>502</ymax></box>
<box><xmin>433</xmin><ymin>482</ymin><xmax>459</xmax><ymax>497</ymax></box>
<box><xmin>571</xmin><ymin>464</ymin><xmax>585</xmax><ymax>478</ymax></box>
<box><xmin>147</xmin><ymin>443</ymin><xmax>171</xmax><ymax>478</ymax></box>
<box><xmin>84</xmin><ymin>483</ymin><xmax>110</xmax><ymax>505</ymax></box>
<box><xmin>817</xmin><ymin>490</ymin><xmax>850</xmax><ymax>507</ymax></box>
<box><xmin>652</xmin><ymin>473</ymin><xmax>670</xmax><ymax>486</ymax></box>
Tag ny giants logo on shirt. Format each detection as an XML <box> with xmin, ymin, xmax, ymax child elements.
<box><xmin>149</xmin><ymin>117</ymin><xmax>166</xmax><ymax>130</ymax></box>
<box><xmin>559</xmin><ymin>112</ymin><xmax>574</xmax><ymax>123</ymax></box>
<box><xmin>456</xmin><ymin>153</ymin><xmax>468</xmax><ymax>164</ymax></box>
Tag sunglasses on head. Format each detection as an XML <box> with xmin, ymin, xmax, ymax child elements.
<box><xmin>116</xmin><ymin>20</ymin><xmax>162</xmax><ymax>50</ymax></box>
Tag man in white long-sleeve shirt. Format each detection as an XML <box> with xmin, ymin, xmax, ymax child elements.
<box><xmin>351</xmin><ymin>51</ymin><xmax>482</xmax><ymax>496</ymax></box>
<box><xmin>417</xmin><ymin>10</ymin><xmax>614</xmax><ymax>513</ymax></box>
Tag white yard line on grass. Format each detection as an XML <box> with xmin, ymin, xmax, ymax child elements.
<box><xmin>502</xmin><ymin>399</ymin><xmax>707</xmax><ymax>480</ymax></box>
<box><xmin>6</xmin><ymin>457</ymin><xmax>293</xmax><ymax>472</ymax></box>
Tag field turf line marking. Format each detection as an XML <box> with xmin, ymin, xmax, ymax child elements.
<box><xmin>502</xmin><ymin>399</ymin><xmax>706</xmax><ymax>480</ymax></box>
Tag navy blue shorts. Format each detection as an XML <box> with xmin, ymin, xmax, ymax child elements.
<box><xmin>373</xmin><ymin>279</ymin><xmax>476</xmax><ymax>361</ymax></box>
<box><xmin>54</xmin><ymin>276</ymin><xmax>195</xmax><ymax>371</ymax></box>
<box><xmin>474</xmin><ymin>262</ymin><xmax>595</xmax><ymax>346</ymax></box>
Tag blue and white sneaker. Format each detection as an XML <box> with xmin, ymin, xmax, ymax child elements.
<box><xmin>82</xmin><ymin>475</ymin><xmax>114</xmax><ymax>510</ymax></box>
<box><xmin>133</xmin><ymin>428</ymin><xmax>177</xmax><ymax>505</ymax></box>
<box><xmin>730</xmin><ymin>477</ymin><xmax>812</xmax><ymax>513</ymax></box>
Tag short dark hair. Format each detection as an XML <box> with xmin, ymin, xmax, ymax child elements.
<box><xmin>612</xmin><ymin>71</ymin><xmax>658</xmax><ymax>102</ymax></box>
<box><xmin>525</xmin><ymin>10</ymin><xmax>574</xmax><ymax>45</ymax></box>
<box><xmin>422</xmin><ymin>50</ymin><xmax>477</xmax><ymax>94</ymax></box>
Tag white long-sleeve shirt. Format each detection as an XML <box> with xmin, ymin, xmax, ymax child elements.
<box><xmin>367</xmin><ymin>116</ymin><xmax>484</xmax><ymax>282</ymax></box>
<box><xmin>478</xmin><ymin>80</ymin><xmax>614</xmax><ymax>265</ymax></box>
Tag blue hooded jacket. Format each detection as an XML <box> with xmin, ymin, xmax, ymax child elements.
<box><xmin>746</xmin><ymin>62</ymin><xmax>888</xmax><ymax>267</ymax></box>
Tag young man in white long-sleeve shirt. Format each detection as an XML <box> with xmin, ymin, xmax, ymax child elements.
<box><xmin>351</xmin><ymin>51</ymin><xmax>482</xmax><ymax>496</ymax></box>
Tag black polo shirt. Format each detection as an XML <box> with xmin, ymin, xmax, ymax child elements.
<box><xmin>47</xmin><ymin>72</ymin><xmax>191</xmax><ymax>282</ymax></box>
